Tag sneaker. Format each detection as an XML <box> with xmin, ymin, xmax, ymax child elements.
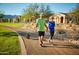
<box><xmin>49</xmin><ymin>40</ymin><xmax>53</xmax><ymax>43</ymax></box>
<box><xmin>40</xmin><ymin>43</ymin><xmax>43</xmax><ymax>47</ymax></box>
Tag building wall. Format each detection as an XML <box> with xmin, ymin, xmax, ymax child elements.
<box><xmin>54</xmin><ymin>13</ymin><xmax>66</xmax><ymax>24</ymax></box>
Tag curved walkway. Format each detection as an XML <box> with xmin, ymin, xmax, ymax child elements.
<box><xmin>0</xmin><ymin>26</ymin><xmax>27</xmax><ymax>55</ymax></box>
<box><xmin>1</xmin><ymin>25</ymin><xmax>79</xmax><ymax>55</ymax></box>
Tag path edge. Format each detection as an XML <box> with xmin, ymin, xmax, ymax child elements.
<box><xmin>0</xmin><ymin>26</ymin><xmax>27</xmax><ymax>55</ymax></box>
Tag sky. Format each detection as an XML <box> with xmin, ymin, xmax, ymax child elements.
<box><xmin>0</xmin><ymin>3</ymin><xmax>77</xmax><ymax>15</ymax></box>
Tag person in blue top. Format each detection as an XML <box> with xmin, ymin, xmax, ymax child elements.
<box><xmin>48</xmin><ymin>16</ymin><xmax>55</xmax><ymax>43</ymax></box>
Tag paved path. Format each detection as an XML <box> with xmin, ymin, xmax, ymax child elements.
<box><xmin>24</xmin><ymin>39</ymin><xmax>79</xmax><ymax>55</ymax></box>
<box><xmin>1</xmin><ymin>25</ymin><xmax>79</xmax><ymax>55</ymax></box>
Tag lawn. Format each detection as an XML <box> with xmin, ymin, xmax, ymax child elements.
<box><xmin>0</xmin><ymin>23</ymin><xmax>24</xmax><ymax>28</ymax></box>
<box><xmin>0</xmin><ymin>27</ymin><xmax>21</xmax><ymax>55</ymax></box>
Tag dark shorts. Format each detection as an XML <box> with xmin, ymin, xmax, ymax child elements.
<box><xmin>38</xmin><ymin>31</ymin><xmax>45</xmax><ymax>36</ymax></box>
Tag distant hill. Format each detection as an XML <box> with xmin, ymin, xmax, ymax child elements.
<box><xmin>3</xmin><ymin>15</ymin><xmax>19</xmax><ymax>19</ymax></box>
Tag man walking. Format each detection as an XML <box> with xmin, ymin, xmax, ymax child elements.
<box><xmin>36</xmin><ymin>13</ymin><xmax>48</xmax><ymax>47</ymax></box>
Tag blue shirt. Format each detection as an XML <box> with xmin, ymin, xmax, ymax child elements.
<box><xmin>48</xmin><ymin>21</ymin><xmax>55</xmax><ymax>32</ymax></box>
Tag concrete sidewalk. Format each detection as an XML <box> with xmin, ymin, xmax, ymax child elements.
<box><xmin>1</xmin><ymin>26</ymin><xmax>79</xmax><ymax>55</ymax></box>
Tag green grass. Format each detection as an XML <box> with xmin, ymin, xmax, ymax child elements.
<box><xmin>0</xmin><ymin>27</ymin><xmax>21</xmax><ymax>55</ymax></box>
<box><xmin>0</xmin><ymin>23</ymin><xmax>24</xmax><ymax>28</ymax></box>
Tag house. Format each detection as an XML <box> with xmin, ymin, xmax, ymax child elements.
<box><xmin>54</xmin><ymin>13</ymin><xmax>68</xmax><ymax>24</ymax></box>
<box><xmin>53</xmin><ymin>13</ymin><xmax>70</xmax><ymax>29</ymax></box>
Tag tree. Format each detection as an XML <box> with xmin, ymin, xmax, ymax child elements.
<box><xmin>44</xmin><ymin>5</ymin><xmax>53</xmax><ymax>18</ymax></box>
<box><xmin>21</xmin><ymin>4</ymin><xmax>53</xmax><ymax>22</ymax></box>
<box><xmin>22</xmin><ymin>4</ymin><xmax>39</xmax><ymax>22</ymax></box>
<box><xmin>0</xmin><ymin>10</ymin><xmax>4</xmax><ymax>22</ymax></box>
<box><xmin>0</xmin><ymin>10</ymin><xmax>4</xmax><ymax>18</ymax></box>
<box><xmin>38</xmin><ymin>4</ymin><xmax>53</xmax><ymax>18</ymax></box>
<box><xmin>70</xmin><ymin>3</ymin><xmax>79</xmax><ymax>25</ymax></box>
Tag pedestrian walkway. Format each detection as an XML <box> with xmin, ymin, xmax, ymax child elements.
<box><xmin>1</xmin><ymin>25</ymin><xmax>79</xmax><ymax>55</ymax></box>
